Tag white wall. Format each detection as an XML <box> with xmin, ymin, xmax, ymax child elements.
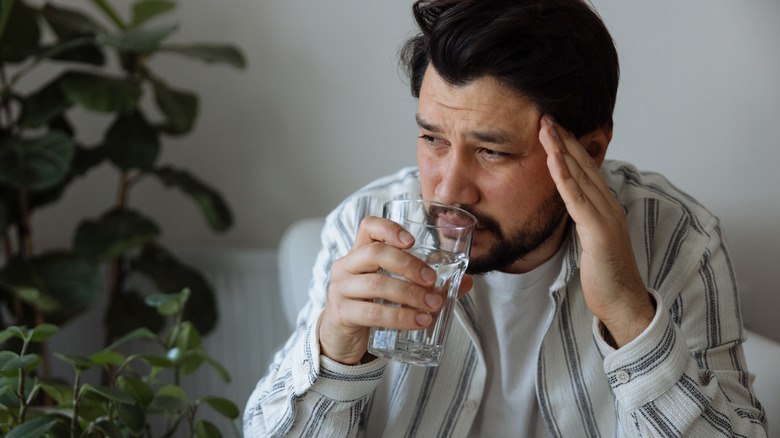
<box><xmin>30</xmin><ymin>1</ymin><xmax>780</xmax><ymax>340</ymax></box>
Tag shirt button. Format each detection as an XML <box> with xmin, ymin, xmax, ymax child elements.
<box><xmin>616</xmin><ymin>370</ymin><xmax>631</xmax><ymax>383</ymax></box>
<box><xmin>303</xmin><ymin>361</ymin><xmax>312</xmax><ymax>375</ymax></box>
<box><xmin>464</xmin><ymin>400</ymin><xmax>478</xmax><ymax>410</ymax></box>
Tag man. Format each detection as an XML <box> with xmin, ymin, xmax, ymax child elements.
<box><xmin>244</xmin><ymin>0</ymin><xmax>767</xmax><ymax>436</ymax></box>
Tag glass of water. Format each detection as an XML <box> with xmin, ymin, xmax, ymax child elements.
<box><xmin>367</xmin><ymin>199</ymin><xmax>477</xmax><ymax>366</ymax></box>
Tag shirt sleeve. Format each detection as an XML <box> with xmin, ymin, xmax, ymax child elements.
<box><xmin>242</xmin><ymin>196</ymin><xmax>389</xmax><ymax>437</ymax></box>
<box><xmin>592</xmin><ymin>217</ymin><xmax>767</xmax><ymax>437</ymax></box>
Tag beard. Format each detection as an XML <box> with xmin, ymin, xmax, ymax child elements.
<box><xmin>464</xmin><ymin>190</ymin><xmax>569</xmax><ymax>275</ymax></box>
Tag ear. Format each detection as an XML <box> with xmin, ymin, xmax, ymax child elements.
<box><xmin>578</xmin><ymin>125</ymin><xmax>612</xmax><ymax>167</ymax></box>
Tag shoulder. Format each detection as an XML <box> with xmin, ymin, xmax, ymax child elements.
<box><xmin>323</xmin><ymin>167</ymin><xmax>423</xmax><ymax>246</ymax></box>
<box><xmin>601</xmin><ymin>160</ymin><xmax>718</xmax><ymax>237</ymax></box>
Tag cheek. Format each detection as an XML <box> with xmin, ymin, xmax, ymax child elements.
<box><xmin>417</xmin><ymin>145</ymin><xmax>438</xmax><ymax>199</ymax></box>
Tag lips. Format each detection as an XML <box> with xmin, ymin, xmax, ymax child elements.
<box><xmin>437</xmin><ymin>212</ymin><xmax>475</xmax><ymax>230</ymax></box>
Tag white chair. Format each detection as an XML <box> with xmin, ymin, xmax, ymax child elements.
<box><xmin>277</xmin><ymin>217</ymin><xmax>780</xmax><ymax>435</ymax></box>
<box><xmin>278</xmin><ymin>217</ymin><xmax>327</xmax><ymax>330</ymax></box>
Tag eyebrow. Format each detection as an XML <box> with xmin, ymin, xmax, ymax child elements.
<box><xmin>415</xmin><ymin>113</ymin><xmax>516</xmax><ymax>145</ymax></box>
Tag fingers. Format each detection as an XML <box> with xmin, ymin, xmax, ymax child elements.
<box><xmin>539</xmin><ymin>116</ymin><xmax>614</xmax><ymax>222</ymax></box>
<box><xmin>345</xmin><ymin>216</ymin><xmax>438</xmax><ymax>287</ymax></box>
<box><xmin>354</xmin><ymin>216</ymin><xmax>415</xmax><ymax>249</ymax></box>
<box><xmin>335</xmin><ymin>270</ymin><xmax>443</xmax><ymax>314</ymax></box>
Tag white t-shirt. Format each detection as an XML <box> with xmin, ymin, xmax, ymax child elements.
<box><xmin>468</xmin><ymin>246</ymin><xmax>565</xmax><ymax>438</ymax></box>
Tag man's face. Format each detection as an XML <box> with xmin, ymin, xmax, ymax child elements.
<box><xmin>416</xmin><ymin>66</ymin><xmax>569</xmax><ymax>274</ymax></box>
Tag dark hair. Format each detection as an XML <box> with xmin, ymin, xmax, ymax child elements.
<box><xmin>400</xmin><ymin>0</ymin><xmax>619</xmax><ymax>137</ymax></box>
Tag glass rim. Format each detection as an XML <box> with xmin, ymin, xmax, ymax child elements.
<box><xmin>383</xmin><ymin>198</ymin><xmax>478</xmax><ymax>230</ymax></box>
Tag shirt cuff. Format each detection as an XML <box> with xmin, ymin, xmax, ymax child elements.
<box><xmin>291</xmin><ymin>311</ymin><xmax>389</xmax><ymax>402</ymax></box>
<box><xmin>593</xmin><ymin>289</ymin><xmax>690</xmax><ymax>411</ymax></box>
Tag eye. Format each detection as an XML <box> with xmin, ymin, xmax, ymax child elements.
<box><xmin>480</xmin><ymin>148</ymin><xmax>510</xmax><ymax>160</ymax></box>
<box><xmin>419</xmin><ymin>134</ymin><xmax>443</xmax><ymax>144</ymax></box>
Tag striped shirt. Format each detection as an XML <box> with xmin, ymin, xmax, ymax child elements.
<box><xmin>244</xmin><ymin>161</ymin><xmax>767</xmax><ymax>437</ymax></box>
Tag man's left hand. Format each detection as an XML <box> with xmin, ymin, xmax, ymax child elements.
<box><xmin>539</xmin><ymin>116</ymin><xmax>655</xmax><ymax>348</ymax></box>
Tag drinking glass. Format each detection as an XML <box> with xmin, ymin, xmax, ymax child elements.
<box><xmin>367</xmin><ymin>199</ymin><xmax>477</xmax><ymax>366</ymax></box>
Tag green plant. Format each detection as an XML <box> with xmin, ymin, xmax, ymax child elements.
<box><xmin>0</xmin><ymin>0</ymin><xmax>244</xmax><ymax>348</ymax></box>
<box><xmin>0</xmin><ymin>288</ymin><xmax>241</xmax><ymax>437</ymax></box>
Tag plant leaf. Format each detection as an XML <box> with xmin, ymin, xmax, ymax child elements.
<box><xmin>54</xmin><ymin>353</ymin><xmax>99</xmax><ymax>370</ymax></box>
<box><xmin>82</xmin><ymin>384</ymin><xmax>135</xmax><ymax>404</ymax></box>
<box><xmin>41</xmin><ymin>3</ymin><xmax>105</xmax><ymax>38</ymax></box>
<box><xmin>179</xmin><ymin>350</ymin><xmax>204</xmax><ymax>376</ymax></box>
<box><xmin>30</xmin><ymin>323</ymin><xmax>59</xmax><ymax>341</ymax></box>
<box><xmin>5</xmin><ymin>414</ymin><xmax>62</xmax><ymax>438</ymax></box>
<box><xmin>174</xmin><ymin>321</ymin><xmax>201</xmax><ymax>351</ymax></box>
<box><xmin>0</xmin><ymin>0</ymin><xmax>14</xmax><ymax>41</ymax></box>
<box><xmin>0</xmin><ymin>131</ymin><xmax>75</xmax><ymax>191</ymax></box>
<box><xmin>105</xmin><ymin>326</ymin><xmax>158</xmax><ymax>351</ymax></box>
<box><xmin>157</xmin><ymin>384</ymin><xmax>188</xmax><ymax>402</ymax></box>
<box><xmin>150</xmin><ymin>76</ymin><xmax>198</xmax><ymax>135</ymax></box>
<box><xmin>105</xmin><ymin>290</ymin><xmax>165</xmax><ymax>340</ymax></box>
<box><xmin>0</xmin><ymin>251</ymin><xmax>100</xmax><ymax>318</ymax></box>
<box><xmin>29</xmin><ymin>143</ymin><xmax>107</xmax><ymax>211</ymax></box>
<box><xmin>196</xmin><ymin>419</ymin><xmax>223</xmax><ymax>438</ymax></box>
<box><xmin>117</xmin><ymin>376</ymin><xmax>154</xmax><ymax>406</ymax></box>
<box><xmin>145</xmin><ymin>289</ymin><xmax>187</xmax><ymax>316</ymax></box>
<box><xmin>152</xmin><ymin>166</ymin><xmax>233</xmax><ymax>231</ymax></box>
<box><xmin>73</xmin><ymin>207</ymin><xmax>160</xmax><ymax>263</ymax></box>
<box><xmin>138</xmin><ymin>354</ymin><xmax>175</xmax><ymax>368</ymax></box>
<box><xmin>115</xmin><ymin>402</ymin><xmax>146</xmax><ymax>434</ymax></box>
<box><xmin>0</xmin><ymin>1</ymin><xmax>40</xmax><ymax>63</ymax></box>
<box><xmin>103</xmin><ymin>110</ymin><xmax>160</xmax><ymax>170</ymax></box>
<box><xmin>132</xmin><ymin>244</ymin><xmax>218</xmax><ymax>335</ymax></box>
<box><xmin>89</xmin><ymin>350</ymin><xmax>125</xmax><ymax>366</ymax></box>
<box><xmin>0</xmin><ymin>326</ymin><xmax>25</xmax><ymax>343</ymax></box>
<box><xmin>40</xmin><ymin>382</ymin><xmax>75</xmax><ymax>407</ymax></box>
<box><xmin>18</xmin><ymin>76</ymin><xmax>73</xmax><ymax>128</ymax></box>
<box><xmin>131</xmin><ymin>0</ymin><xmax>176</xmax><ymax>28</ymax></box>
<box><xmin>102</xmin><ymin>23</ymin><xmax>178</xmax><ymax>52</ymax></box>
<box><xmin>95</xmin><ymin>419</ymin><xmax>125</xmax><ymax>438</ymax></box>
<box><xmin>60</xmin><ymin>71</ymin><xmax>141</xmax><ymax>112</ymax></box>
<box><xmin>199</xmin><ymin>396</ymin><xmax>240</xmax><ymax>420</ymax></box>
<box><xmin>159</xmin><ymin>43</ymin><xmax>246</xmax><ymax>69</ymax></box>
<box><xmin>154</xmin><ymin>394</ymin><xmax>188</xmax><ymax>410</ymax></box>
<box><xmin>38</xmin><ymin>4</ymin><xmax>106</xmax><ymax>65</ymax></box>
<box><xmin>1</xmin><ymin>353</ymin><xmax>39</xmax><ymax>370</ymax></box>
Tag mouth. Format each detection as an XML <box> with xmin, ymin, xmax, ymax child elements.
<box><xmin>437</xmin><ymin>212</ymin><xmax>475</xmax><ymax>230</ymax></box>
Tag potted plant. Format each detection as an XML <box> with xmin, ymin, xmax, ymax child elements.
<box><xmin>0</xmin><ymin>0</ymin><xmax>244</xmax><ymax>344</ymax></box>
<box><xmin>0</xmin><ymin>1</ymin><xmax>246</xmax><ymax>434</ymax></box>
<box><xmin>0</xmin><ymin>288</ymin><xmax>242</xmax><ymax>437</ymax></box>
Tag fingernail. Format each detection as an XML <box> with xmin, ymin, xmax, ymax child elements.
<box><xmin>425</xmin><ymin>293</ymin><xmax>442</xmax><ymax>308</ymax></box>
<box><xmin>545</xmin><ymin>116</ymin><xmax>560</xmax><ymax>140</ymax></box>
<box><xmin>416</xmin><ymin>313</ymin><xmax>432</xmax><ymax>327</ymax></box>
<box><xmin>399</xmin><ymin>230</ymin><xmax>414</xmax><ymax>245</ymax></box>
<box><xmin>421</xmin><ymin>266</ymin><xmax>437</xmax><ymax>284</ymax></box>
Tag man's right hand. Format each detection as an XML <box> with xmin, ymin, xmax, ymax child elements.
<box><xmin>318</xmin><ymin>216</ymin><xmax>473</xmax><ymax>365</ymax></box>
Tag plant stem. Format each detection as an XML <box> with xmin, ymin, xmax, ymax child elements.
<box><xmin>71</xmin><ymin>371</ymin><xmax>82</xmax><ymax>438</ymax></box>
<box><xmin>17</xmin><ymin>338</ymin><xmax>29</xmax><ymax>422</ymax></box>
<box><xmin>17</xmin><ymin>188</ymin><xmax>33</xmax><ymax>257</ymax></box>
<box><xmin>35</xmin><ymin>309</ymin><xmax>53</xmax><ymax>406</ymax></box>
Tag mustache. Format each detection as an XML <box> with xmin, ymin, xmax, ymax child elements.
<box><xmin>455</xmin><ymin>206</ymin><xmax>503</xmax><ymax>239</ymax></box>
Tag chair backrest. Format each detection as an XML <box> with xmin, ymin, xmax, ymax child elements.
<box><xmin>277</xmin><ymin>217</ymin><xmax>326</xmax><ymax>330</ymax></box>
<box><xmin>276</xmin><ymin>217</ymin><xmax>779</xmax><ymax>433</ymax></box>
<box><xmin>742</xmin><ymin>330</ymin><xmax>780</xmax><ymax>435</ymax></box>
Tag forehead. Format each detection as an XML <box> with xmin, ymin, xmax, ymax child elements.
<box><xmin>417</xmin><ymin>65</ymin><xmax>540</xmax><ymax>128</ymax></box>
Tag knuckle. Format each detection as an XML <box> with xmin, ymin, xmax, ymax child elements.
<box><xmin>366</xmin><ymin>273</ymin><xmax>383</xmax><ymax>292</ymax></box>
<box><xmin>365</xmin><ymin>304</ymin><xmax>382</xmax><ymax>323</ymax></box>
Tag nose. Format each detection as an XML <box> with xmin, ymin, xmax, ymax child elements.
<box><xmin>434</xmin><ymin>152</ymin><xmax>479</xmax><ymax>206</ymax></box>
